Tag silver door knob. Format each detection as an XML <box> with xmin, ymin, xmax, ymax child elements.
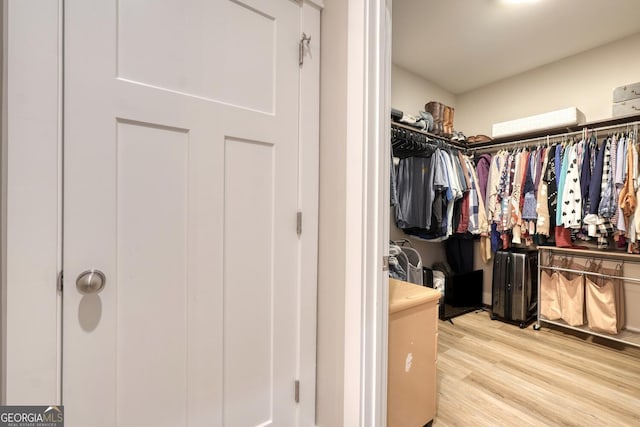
<box><xmin>76</xmin><ymin>269</ymin><xmax>106</xmax><ymax>294</ymax></box>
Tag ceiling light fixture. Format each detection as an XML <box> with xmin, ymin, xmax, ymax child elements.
<box><xmin>501</xmin><ymin>0</ymin><xmax>539</xmax><ymax>4</ymax></box>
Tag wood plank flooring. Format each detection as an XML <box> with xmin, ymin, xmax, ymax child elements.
<box><xmin>434</xmin><ymin>310</ymin><xmax>640</xmax><ymax>426</ymax></box>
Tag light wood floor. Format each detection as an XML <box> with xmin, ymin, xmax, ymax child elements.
<box><xmin>434</xmin><ymin>310</ymin><xmax>640</xmax><ymax>426</ymax></box>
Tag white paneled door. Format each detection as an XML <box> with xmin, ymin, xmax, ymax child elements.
<box><xmin>63</xmin><ymin>1</ymin><xmax>307</xmax><ymax>426</ymax></box>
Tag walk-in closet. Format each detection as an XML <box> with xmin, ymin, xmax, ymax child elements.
<box><xmin>387</xmin><ymin>1</ymin><xmax>640</xmax><ymax>425</ymax></box>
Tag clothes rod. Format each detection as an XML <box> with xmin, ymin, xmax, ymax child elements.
<box><xmin>391</xmin><ymin>122</ymin><xmax>468</xmax><ymax>151</ymax></box>
<box><xmin>469</xmin><ymin>119</ymin><xmax>640</xmax><ymax>153</ymax></box>
<box><xmin>539</xmin><ymin>264</ymin><xmax>640</xmax><ymax>284</ymax></box>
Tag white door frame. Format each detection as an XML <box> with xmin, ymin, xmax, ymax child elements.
<box><xmin>316</xmin><ymin>0</ymin><xmax>389</xmax><ymax>425</ymax></box>
<box><xmin>298</xmin><ymin>2</ymin><xmax>323</xmax><ymax>424</ymax></box>
<box><xmin>2</xmin><ymin>1</ymin><xmax>390</xmax><ymax>425</ymax></box>
<box><xmin>0</xmin><ymin>0</ymin><xmax>6</xmax><ymax>405</ymax></box>
<box><xmin>345</xmin><ymin>0</ymin><xmax>390</xmax><ymax>425</ymax></box>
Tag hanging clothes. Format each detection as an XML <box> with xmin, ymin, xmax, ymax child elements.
<box><xmin>476</xmin><ymin>153</ymin><xmax>492</xmax><ymax>202</ymax></box>
<box><xmin>544</xmin><ymin>145</ymin><xmax>559</xmax><ymax>230</ymax></box>
<box><xmin>615</xmin><ymin>135</ymin><xmax>628</xmax><ymax>232</ymax></box>
<box><xmin>511</xmin><ymin>150</ymin><xmax>529</xmax><ymax>243</ymax></box>
<box><xmin>394</xmin><ymin>143</ymin><xmax>471</xmax><ymax>242</ymax></box>
<box><xmin>393</xmin><ymin>126</ymin><xmax>640</xmax><ymax>253</ymax></box>
<box><xmin>486</xmin><ymin>151</ymin><xmax>506</xmax><ymax>225</ymax></box>
<box><xmin>588</xmin><ymin>137</ymin><xmax>607</xmax><ymax>215</ymax></box>
<box><xmin>522</xmin><ymin>148</ymin><xmax>538</xmax><ymax>222</ymax></box>
<box><xmin>580</xmin><ymin>135</ymin><xmax>595</xmax><ymax>216</ymax></box>
<box><xmin>556</xmin><ymin>143</ymin><xmax>571</xmax><ymax>226</ymax></box>
<box><xmin>560</xmin><ymin>144</ymin><xmax>582</xmax><ymax>228</ymax></box>
<box><xmin>395</xmin><ymin>155</ymin><xmax>435</xmax><ymax>230</ymax></box>
<box><xmin>599</xmin><ymin>136</ymin><xmax>617</xmax><ymax>218</ymax></box>
<box><xmin>619</xmin><ymin>137</ymin><xmax>637</xmax><ymax>230</ymax></box>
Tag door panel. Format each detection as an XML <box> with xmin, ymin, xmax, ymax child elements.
<box><xmin>223</xmin><ymin>138</ymin><xmax>275</xmax><ymax>426</ymax></box>
<box><xmin>64</xmin><ymin>1</ymin><xmax>301</xmax><ymax>426</ymax></box>
<box><xmin>117</xmin><ymin>0</ymin><xmax>276</xmax><ymax>113</ymax></box>
<box><xmin>115</xmin><ymin>121</ymin><xmax>189</xmax><ymax>425</ymax></box>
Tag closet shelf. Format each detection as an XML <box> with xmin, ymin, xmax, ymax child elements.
<box><xmin>469</xmin><ymin>112</ymin><xmax>640</xmax><ymax>150</ymax></box>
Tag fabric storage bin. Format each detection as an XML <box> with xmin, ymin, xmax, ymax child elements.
<box><xmin>585</xmin><ymin>264</ymin><xmax>625</xmax><ymax>334</ymax></box>
<box><xmin>558</xmin><ymin>262</ymin><xmax>585</xmax><ymax>326</ymax></box>
<box><xmin>540</xmin><ymin>261</ymin><xmax>562</xmax><ymax>321</ymax></box>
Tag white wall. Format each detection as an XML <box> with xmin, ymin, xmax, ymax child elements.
<box><xmin>456</xmin><ymin>32</ymin><xmax>640</xmax><ymax>137</ymax></box>
<box><xmin>389</xmin><ymin>218</ymin><xmax>447</xmax><ymax>266</ymax></box>
<box><xmin>393</xmin><ymin>32</ymin><xmax>640</xmax><ymax>138</ymax></box>
<box><xmin>391</xmin><ymin>64</ymin><xmax>456</xmax><ymax>115</ymax></box>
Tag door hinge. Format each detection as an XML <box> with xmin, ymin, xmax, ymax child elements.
<box><xmin>297</xmin><ymin>211</ymin><xmax>302</xmax><ymax>236</ymax></box>
<box><xmin>299</xmin><ymin>33</ymin><xmax>311</xmax><ymax>66</ymax></box>
<box><xmin>294</xmin><ymin>380</ymin><xmax>300</xmax><ymax>403</ymax></box>
<box><xmin>57</xmin><ymin>270</ymin><xmax>63</xmax><ymax>292</ymax></box>
<box><xmin>383</xmin><ymin>256</ymin><xmax>389</xmax><ymax>271</ymax></box>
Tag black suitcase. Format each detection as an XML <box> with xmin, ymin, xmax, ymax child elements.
<box><xmin>491</xmin><ymin>249</ymin><xmax>538</xmax><ymax>328</ymax></box>
<box><xmin>510</xmin><ymin>251</ymin><xmax>537</xmax><ymax>322</ymax></box>
<box><xmin>491</xmin><ymin>251</ymin><xmax>510</xmax><ymax>319</ymax></box>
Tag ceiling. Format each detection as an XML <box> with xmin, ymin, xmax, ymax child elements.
<box><xmin>392</xmin><ymin>0</ymin><xmax>640</xmax><ymax>95</ymax></box>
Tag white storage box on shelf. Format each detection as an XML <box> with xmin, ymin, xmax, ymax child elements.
<box><xmin>491</xmin><ymin>107</ymin><xmax>585</xmax><ymax>138</ymax></box>
<box><xmin>612</xmin><ymin>82</ymin><xmax>640</xmax><ymax>118</ymax></box>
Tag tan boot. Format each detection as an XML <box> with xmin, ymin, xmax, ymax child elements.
<box><xmin>443</xmin><ymin>106</ymin><xmax>451</xmax><ymax>137</ymax></box>
<box><xmin>448</xmin><ymin>107</ymin><xmax>455</xmax><ymax>138</ymax></box>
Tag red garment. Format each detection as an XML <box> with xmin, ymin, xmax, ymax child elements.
<box><xmin>456</xmin><ymin>192</ymin><xmax>470</xmax><ymax>234</ymax></box>
<box><xmin>519</xmin><ymin>152</ymin><xmax>531</xmax><ymax>214</ymax></box>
